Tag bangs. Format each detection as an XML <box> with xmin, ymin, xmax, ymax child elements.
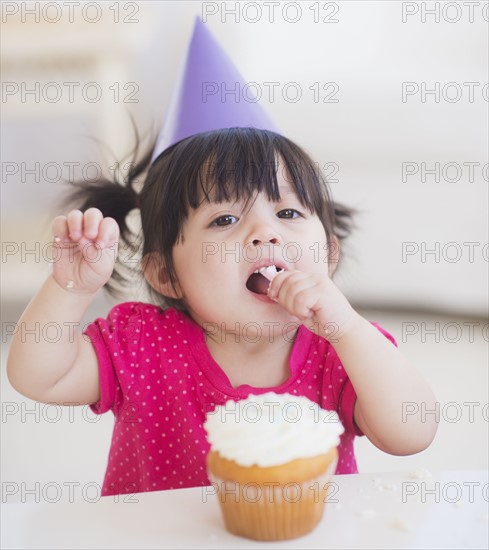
<box><xmin>175</xmin><ymin>128</ymin><xmax>321</xmax><ymax>214</ymax></box>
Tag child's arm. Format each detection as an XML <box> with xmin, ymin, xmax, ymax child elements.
<box><xmin>268</xmin><ymin>270</ymin><xmax>438</xmax><ymax>455</ymax></box>
<box><xmin>7</xmin><ymin>208</ymin><xmax>119</xmax><ymax>406</ymax></box>
<box><xmin>332</xmin><ymin>314</ymin><xmax>438</xmax><ymax>455</ymax></box>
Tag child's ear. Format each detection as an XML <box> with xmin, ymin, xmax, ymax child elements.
<box><xmin>328</xmin><ymin>237</ymin><xmax>340</xmax><ymax>277</ymax></box>
<box><xmin>141</xmin><ymin>252</ymin><xmax>183</xmax><ymax>300</ymax></box>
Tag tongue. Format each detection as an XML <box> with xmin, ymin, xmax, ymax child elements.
<box><xmin>246</xmin><ymin>273</ymin><xmax>270</xmax><ymax>295</ymax></box>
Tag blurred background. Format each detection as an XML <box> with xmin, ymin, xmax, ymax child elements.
<box><xmin>1</xmin><ymin>1</ymin><xmax>488</xmax><ymax>500</ymax></box>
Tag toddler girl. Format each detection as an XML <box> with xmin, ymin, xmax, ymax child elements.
<box><xmin>7</xmin><ymin>127</ymin><xmax>438</xmax><ymax>496</ymax></box>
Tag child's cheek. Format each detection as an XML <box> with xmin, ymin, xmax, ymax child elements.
<box><xmin>307</xmin><ymin>243</ymin><xmax>328</xmax><ymax>273</ymax></box>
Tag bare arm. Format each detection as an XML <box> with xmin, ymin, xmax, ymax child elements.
<box><xmin>7</xmin><ymin>208</ymin><xmax>119</xmax><ymax>406</ymax></box>
<box><xmin>332</xmin><ymin>313</ymin><xmax>438</xmax><ymax>455</ymax></box>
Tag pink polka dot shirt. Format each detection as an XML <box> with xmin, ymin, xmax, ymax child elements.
<box><xmin>84</xmin><ymin>302</ymin><xmax>397</xmax><ymax>496</ymax></box>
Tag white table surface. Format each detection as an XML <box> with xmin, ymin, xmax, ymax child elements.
<box><xmin>2</xmin><ymin>470</ymin><xmax>488</xmax><ymax>549</ymax></box>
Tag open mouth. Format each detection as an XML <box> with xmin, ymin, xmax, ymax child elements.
<box><xmin>246</xmin><ymin>265</ymin><xmax>284</xmax><ymax>295</ymax></box>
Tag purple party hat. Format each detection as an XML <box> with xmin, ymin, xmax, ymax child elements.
<box><xmin>151</xmin><ymin>18</ymin><xmax>278</xmax><ymax>163</ymax></box>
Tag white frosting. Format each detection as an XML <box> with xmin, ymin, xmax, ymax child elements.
<box><xmin>204</xmin><ymin>392</ymin><xmax>344</xmax><ymax>467</ymax></box>
<box><xmin>257</xmin><ymin>265</ymin><xmax>282</xmax><ymax>281</ymax></box>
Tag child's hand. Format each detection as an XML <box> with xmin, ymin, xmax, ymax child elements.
<box><xmin>51</xmin><ymin>208</ymin><xmax>119</xmax><ymax>294</ymax></box>
<box><xmin>267</xmin><ymin>270</ymin><xmax>359</xmax><ymax>341</ymax></box>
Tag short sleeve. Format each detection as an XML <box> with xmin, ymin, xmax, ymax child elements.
<box><xmin>329</xmin><ymin>322</ymin><xmax>398</xmax><ymax>436</ymax></box>
<box><xmin>83</xmin><ymin>302</ymin><xmax>144</xmax><ymax>415</ymax></box>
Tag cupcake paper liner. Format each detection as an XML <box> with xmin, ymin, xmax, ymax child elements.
<box><xmin>207</xmin><ymin>448</ymin><xmax>338</xmax><ymax>541</ymax></box>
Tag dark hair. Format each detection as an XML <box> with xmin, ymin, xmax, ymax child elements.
<box><xmin>59</xmin><ymin>127</ymin><xmax>355</xmax><ymax>311</ymax></box>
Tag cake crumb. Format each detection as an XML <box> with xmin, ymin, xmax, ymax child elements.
<box><xmin>357</xmin><ymin>509</ymin><xmax>376</xmax><ymax>518</ymax></box>
<box><xmin>381</xmin><ymin>483</ymin><xmax>397</xmax><ymax>491</ymax></box>
<box><xmin>390</xmin><ymin>517</ymin><xmax>411</xmax><ymax>532</ymax></box>
<box><xmin>408</xmin><ymin>467</ymin><xmax>432</xmax><ymax>480</ymax></box>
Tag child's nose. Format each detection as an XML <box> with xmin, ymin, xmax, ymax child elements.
<box><xmin>247</xmin><ymin>223</ymin><xmax>281</xmax><ymax>247</ymax></box>
<box><xmin>251</xmin><ymin>236</ymin><xmax>280</xmax><ymax>246</ymax></box>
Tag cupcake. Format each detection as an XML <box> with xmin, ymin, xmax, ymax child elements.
<box><xmin>204</xmin><ymin>392</ymin><xmax>344</xmax><ymax>541</ymax></box>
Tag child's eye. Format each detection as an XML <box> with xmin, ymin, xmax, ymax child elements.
<box><xmin>278</xmin><ymin>209</ymin><xmax>302</xmax><ymax>219</ymax></box>
<box><xmin>212</xmin><ymin>214</ymin><xmax>238</xmax><ymax>227</ymax></box>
